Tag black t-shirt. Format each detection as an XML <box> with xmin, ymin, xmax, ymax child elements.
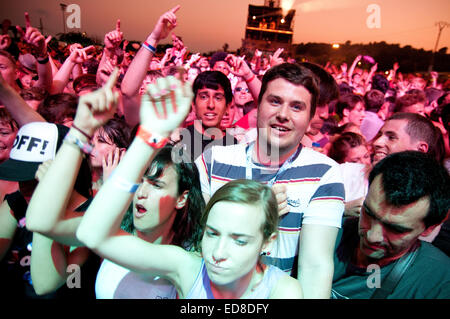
<box><xmin>0</xmin><ymin>191</ymin><xmax>100</xmax><ymax>299</ymax></box>
<box><xmin>176</xmin><ymin>124</ymin><xmax>238</xmax><ymax>162</ymax></box>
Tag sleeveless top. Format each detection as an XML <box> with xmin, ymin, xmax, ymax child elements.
<box><xmin>95</xmin><ymin>259</ymin><xmax>177</xmax><ymax>299</ymax></box>
<box><xmin>186</xmin><ymin>259</ymin><xmax>286</xmax><ymax>299</ymax></box>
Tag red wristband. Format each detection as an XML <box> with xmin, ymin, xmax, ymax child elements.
<box><xmin>136</xmin><ymin>126</ymin><xmax>168</xmax><ymax>149</ymax></box>
<box><xmin>246</xmin><ymin>73</ymin><xmax>256</xmax><ymax>83</ymax></box>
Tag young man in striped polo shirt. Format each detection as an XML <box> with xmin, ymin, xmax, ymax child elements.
<box><xmin>195</xmin><ymin>63</ymin><xmax>345</xmax><ymax>298</ymax></box>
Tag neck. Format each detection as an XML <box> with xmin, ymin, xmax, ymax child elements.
<box><xmin>135</xmin><ymin>212</ymin><xmax>176</xmax><ymax>245</ymax></box>
<box><xmin>193</xmin><ymin>120</ymin><xmax>224</xmax><ymax>139</ymax></box>
<box><xmin>254</xmin><ymin>140</ymin><xmax>298</xmax><ymax>166</ymax></box>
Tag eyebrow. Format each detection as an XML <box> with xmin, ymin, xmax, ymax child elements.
<box><xmin>267</xmin><ymin>94</ymin><xmax>306</xmax><ymax>106</ymax></box>
<box><xmin>205</xmin><ymin>225</ymin><xmax>254</xmax><ymax>239</ymax></box>
<box><xmin>362</xmin><ymin>202</ymin><xmax>413</xmax><ymax>233</ymax></box>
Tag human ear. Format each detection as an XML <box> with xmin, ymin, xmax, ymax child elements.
<box><xmin>343</xmin><ymin>108</ymin><xmax>350</xmax><ymax>118</ymax></box>
<box><xmin>175</xmin><ymin>190</ymin><xmax>189</xmax><ymax>209</ymax></box>
<box><xmin>416</xmin><ymin>141</ymin><xmax>429</xmax><ymax>154</ymax></box>
<box><xmin>420</xmin><ymin>224</ymin><xmax>439</xmax><ymax>238</ymax></box>
<box><xmin>261</xmin><ymin>232</ymin><xmax>278</xmax><ymax>255</ymax></box>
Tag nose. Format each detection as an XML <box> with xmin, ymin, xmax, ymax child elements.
<box><xmin>136</xmin><ymin>182</ymin><xmax>149</xmax><ymax>199</ymax></box>
<box><xmin>207</xmin><ymin>96</ymin><xmax>215</xmax><ymax>110</ymax></box>
<box><xmin>276</xmin><ymin>104</ymin><xmax>289</xmax><ymax>121</ymax></box>
<box><xmin>365</xmin><ymin>221</ymin><xmax>384</xmax><ymax>245</ymax></box>
<box><xmin>212</xmin><ymin>238</ymin><xmax>228</xmax><ymax>264</ymax></box>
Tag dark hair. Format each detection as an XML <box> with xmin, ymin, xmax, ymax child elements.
<box><xmin>258</xmin><ymin>63</ymin><xmax>319</xmax><ymax>119</ymax></box>
<box><xmin>193</xmin><ymin>71</ymin><xmax>233</xmax><ymax>105</ymax></box>
<box><xmin>394</xmin><ymin>90</ymin><xmax>426</xmax><ymax>113</ymax></box>
<box><xmin>20</xmin><ymin>87</ymin><xmax>47</xmax><ymax>101</ymax></box>
<box><xmin>73</xmin><ymin>74</ymin><xmax>99</xmax><ymax>95</ymax></box>
<box><xmin>82</xmin><ymin>59</ymin><xmax>99</xmax><ymax>75</ymax></box>
<box><xmin>369</xmin><ymin>151</ymin><xmax>450</xmax><ymax>229</ymax></box>
<box><xmin>328</xmin><ymin>132</ymin><xmax>366</xmax><ymax>164</ymax></box>
<box><xmin>209</xmin><ymin>51</ymin><xmax>228</xmax><ymax>69</ymax></box>
<box><xmin>37</xmin><ymin>93</ymin><xmax>79</xmax><ymax>124</ymax></box>
<box><xmin>387</xmin><ymin>112</ymin><xmax>445</xmax><ymax>163</ymax></box>
<box><xmin>121</xmin><ymin>145</ymin><xmax>205</xmax><ymax>249</ymax></box>
<box><xmin>335</xmin><ymin>93</ymin><xmax>364</xmax><ymax>118</ymax></box>
<box><xmin>300</xmin><ymin>62</ymin><xmax>339</xmax><ymax>107</ymax></box>
<box><xmin>424</xmin><ymin>87</ymin><xmax>444</xmax><ymax>106</ymax></box>
<box><xmin>371</xmin><ymin>74</ymin><xmax>389</xmax><ymax>94</ymax></box>
<box><xmin>440</xmin><ymin>103</ymin><xmax>450</xmax><ymax>133</ymax></box>
<box><xmin>194</xmin><ymin>179</ymin><xmax>278</xmax><ymax>251</ymax></box>
<box><xmin>0</xmin><ymin>107</ymin><xmax>18</xmax><ymax>132</ymax></box>
<box><xmin>364</xmin><ymin>89</ymin><xmax>385</xmax><ymax>112</ymax></box>
<box><xmin>97</xmin><ymin>116</ymin><xmax>132</xmax><ymax>149</ymax></box>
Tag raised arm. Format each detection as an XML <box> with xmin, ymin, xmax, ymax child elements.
<box><xmin>76</xmin><ymin>75</ymin><xmax>195</xmax><ymax>281</ymax></box>
<box><xmin>50</xmin><ymin>45</ymin><xmax>95</xmax><ymax>94</ymax></box>
<box><xmin>0</xmin><ymin>71</ymin><xmax>45</xmax><ymax>126</ymax></box>
<box><xmin>226</xmin><ymin>54</ymin><xmax>261</xmax><ymax>102</ymax></box>
<box><xmin>17</xmin><ymin>12</ymin><xmax>52</xmax><ymax>91</ymax></box>
<box><xmin>26</xmin><ymin>68</ymin><xmax>120</xmax><ymax>246</ymax></box>
<box><xmin>121</xmin><ymin>5</ymin><xmax>180</xmax><ymax>98</ymax></box>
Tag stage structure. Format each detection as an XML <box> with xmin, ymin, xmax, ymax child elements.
<box><xmin>241</xmin><ymin>0</ymin><xmax>296</xmax><ymax>55</ymax></box>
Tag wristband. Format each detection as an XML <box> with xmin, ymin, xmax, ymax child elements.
<box><xmin>142</xmin><ymin>41</ymin><xmax>156</xmax><ymax>54</ymax></box>
<box><xmin>72</xmin><ymin>123</ymin><xmax>93</xmax><ymax>140</ymax></box>
<box><xmin>136</xmin><ymin>126</ymin><xmax>168</xmax><ymax>149</ymax></box>
<box><xmin>64</xmin><ymin>134</ymin><xmax>94</xmax><ymax>155</ymax></box>
<box><xmin>246</xmin><ymin>73</ymin><xmax>256</xmax><ymax>83</ymax></box>
<box><xmin>37</xmin><ymin>54</ymin><xmax>49</xmax><ymax>64</ymax></box>
<box><xmin>109</xmin><ymin>171</ymin><xmax>140</xmax><ymax>193</ymax></box>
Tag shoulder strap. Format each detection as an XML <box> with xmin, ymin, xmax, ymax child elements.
<box><xmin>370</xmin><ymin>247</ymin><xmax>419</xmax><ymax>299</ymax></box>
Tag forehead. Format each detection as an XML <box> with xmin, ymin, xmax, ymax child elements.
<box><xmin>0</xmin><ymin>55</ymin><xmax>15</xmax><ymax>67</ymax></box>
<box><xmin>235</xmin><ymin>81</ymin><xmax>248</xmax><ymax>89</ymax></box>
<box><xmin>197</xmin><ymin>86</ymin><xmax>225</xmax><ymax>95</ymax></box>
<box><xmin>381</xmin><ymin>119</ymin><xmax>409</xmax><ymax>136</ymax></box>
<box><xmin>366</xmin><ymin>175</ymin><xmax>429</xmax><ymax>223</ymax></box>
<box><xmin>207</xmin><ymin>201</ymin><xmax>264</xmax><ymax>237</ymax></box>
<box><xmin>263</xmin><ymin>78</ymin><xmax>312</xmax><ymax>106</ymax></box>
<box><xmin>214</xmin><ymin>61</ymin><xmax>228</xmax><ymax>68</ymax></box>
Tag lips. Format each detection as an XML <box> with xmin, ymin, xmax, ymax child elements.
<box><xmin>203</xmin><ymin>113</ymin><xmax>217</xmax><ymax>121</ymax></box>
<box><xmin>206</xmin><ymin>261</ymin><xmax>228</xmax><ymax>274</ymax></box>
<box><xmin>134</xmin><ymin>204</ymin><xmax>147</xmax><ymax>218</ymax></box>
<box><xmin>270</xmin><ymin>124</ymin><xmax>291</xmax><ymax>136</ymax></box>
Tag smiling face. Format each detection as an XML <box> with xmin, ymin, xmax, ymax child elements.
<box><xmin>133</xmin><ymin>165</ymin><xmax>183</xmax><ymax>235</ymax></box>
<box><xmin>372</xmin><ymin>119</ymin><xmax>421</xmax><ymax>164</ymax></box>
<box><xmin>234</xmin><ymin>81</ymin><xmax>253</xmax><ymax>106</ymax></box>
<box><xmin>257</xmin><ymin>78</ymin><xmax>312</xmax><ymax>157</ymax></box>
<box><xmin>0</xmin><ymin>120</ymin><xmax>17</xmax><ymax>163</ymax></box>
<box><xmin>357</xmin><ymin>174</ymin><xmax>430</xmax><ymax>267</ymax></box>
<box><xmin>201</xmin><ymin>201</ymin><xmax>267</xmax><ymax>287</ymax></box>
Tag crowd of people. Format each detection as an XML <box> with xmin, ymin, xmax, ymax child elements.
<box><xmin>0</xmin><ymin>5</ymin><xmax>449</xmax><ymax>300</ymax></box>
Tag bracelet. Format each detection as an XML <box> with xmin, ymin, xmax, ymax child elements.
<box><xmin>37</xmin><ymin>54</ymin><xmax>49</xmax><ymax>64</ymax></box>
<box><xmin>72</xmin><ymin>123</ymin><xmax>93</xmax><ymax>140</ymax></box>
<box><xmin>136</xmin><ymin>126</ymin><xmax>168</xmax><ymax>149</ymax></box>
<box><xmin>64</xmin><ymin>134</ymin><xmax>94</xmax><ymax>155</ymax></box>
<box><xmin>246</xmin><ymin>73</ymin><xmax>256</xmax><ymax>83</ymax></box>
<box><xmin>109</xmin><ymin>171</ymin><xmax>140</xmax><ymax>193</ymax></box>
<box><xmin>142</xmin><ymin>41</ymin><xmax>156</xmax><ymax>54</ymax></box>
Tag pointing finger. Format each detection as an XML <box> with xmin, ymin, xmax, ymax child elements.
<box><xmin>25</xmin><ymin>12</ymin><xmax>31</xmax><ymax>28</ymax></box>
<box><xmin>171</xmin><ymin>5</ymin><xmax>181</xmax><ymax>14</ymax></box>
<box><xmin>116</xmin><ymin>19</ymin><xmax>121</xmax><ymax>32</ymax></box>
<box><xmin>104</xmin><ymin>67</ymin><xmax>120</xmax><ymax>90</ymax></box>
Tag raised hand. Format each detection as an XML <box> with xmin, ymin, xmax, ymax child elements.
<box><xmin>140</xmin><ymin>75</ymin><xmax>192</xmax><ymax>136</ymax></box>
<box><xmin>69</xmin><ymin>45</ymin><xmax>95</xmax><ymax>64</ymax></box>
<box><xmin>148</xmin><ymin>5</ymin><xmax>180</xmax><ymax>43</ymax></box>
<box><xmin>17</xmin><ymin>12</ymin><xmax>47</xmax><ymax>57</ymax></box>
<box><xmin>104</xmin><ymin>19</ymin><xmax>123</xmax><ymax>50</ymax></box>
<box><xmin>73</xmin><ymin>68</ymin><xmax>120</xmax><ymax>137</ymax></box>
<box><xmin>225</xmin><ymin>54</ymin><xmax>253</xmax><ymax>79</ymax></box>
<box><xmin>270</xmin><ymin>48</ymin><xmax>284</xmax><ymax>67</ymax></box>
<box><xmin>102</xmin><ymin>146</ymin><xmax>126</xmax><ymax>181</ymax></box>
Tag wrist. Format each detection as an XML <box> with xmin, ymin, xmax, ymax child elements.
<box><xmin>71</xmin><ymin>122</ymin><xmax>94</xmax><ymax>140</ymax></box>
<box><xmin>146</xmin><ymin>35</ymin><xmax>158</xmax><ymax>47</ymax></box>
<box><xmin>136</xmin><ymin>125</ymin><xmax>169</xmax><ymax>149</ymax></box>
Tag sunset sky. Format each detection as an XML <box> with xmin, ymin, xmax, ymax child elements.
<box><xmin>2</xmin><ymin>0</ymin><xmax>449</xmax><ymax>54</ymax></box>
